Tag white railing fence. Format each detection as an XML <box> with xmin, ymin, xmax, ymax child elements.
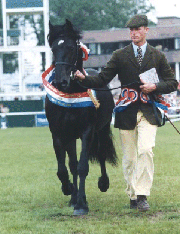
<box><xmin>0</xmin><ymin>112</ymin><xmax>180</xmax><ymax>129</ymax></box>
<box><xmin>0</xmin><ymin>111</ymin><xmax>48</xmax><ymax>129</ymax></box>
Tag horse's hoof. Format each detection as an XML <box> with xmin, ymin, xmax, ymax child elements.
<box><xmin>98</xmin><ymin>176</ymin><xmax>109</xmax><ymax>192</ymax></box>
<box><xmin>62</xmin><ymin>182</ymin><xmax>74</xmax><ymax>195</ymax></box>
<box><xmin>73</xmin><ymin>208</ymin><xmax>89</xmax><ymax>216</ymax></box>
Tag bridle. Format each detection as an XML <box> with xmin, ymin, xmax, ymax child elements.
<box><xmin>53</xmin><ymin>39</ymin><xmax>80</xmax><ymax>77</ymax></box>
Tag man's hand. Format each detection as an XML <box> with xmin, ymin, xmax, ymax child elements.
<box><xmin>74</xmin><ymin>70</ymin><xmax>85</xmax><ymax>80</ymax></box>
<box><xmin>139</xmin><ymin>78</ymin><xmax>156</xmax><ymax>94</ymax></box>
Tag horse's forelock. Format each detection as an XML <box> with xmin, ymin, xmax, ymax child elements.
<box><xmin>48</xmin><ymin>22</ymin><xmax>81</xmax><ymax>47</ymax></box>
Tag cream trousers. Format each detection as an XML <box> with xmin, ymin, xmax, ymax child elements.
<box><xmin>119</xmin><ymin>111</ymin><xmax>157</xmax><ymax>200</ymax></box>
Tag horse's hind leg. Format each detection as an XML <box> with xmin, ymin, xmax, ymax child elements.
<box><xmin>66</xmin><ymin>140</ymin><xmax>78</xmax><ymax>207</ymax></box>
<box><xmin>53</xmin><ymin>135</ymin><xmax>74</xmax><ymax>195</ymax></box>
<box><xmin>98</xmin><ymin>158</ymin><xmax>109</xmax><ymax>192</ymax></box>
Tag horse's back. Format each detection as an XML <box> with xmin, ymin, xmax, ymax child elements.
<box><xmin>85</xmin><ymin>68</ymin><xmax>114</xmax><ymax>130</ymax></box>
<box><xmin>95</xmin><ymin>88</ymin><xmax>114</xmax><ymax>130</ymax></box>
<box><xmin>85</xmin><ymin>69</ymin><xmax>114</xmax><ymax>129</ymax></box>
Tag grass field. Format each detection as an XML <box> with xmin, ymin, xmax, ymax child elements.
<box><xmin>0</xmin><ymin>122</ymin><xmax>180</xmax><ymax>234</ymax></box>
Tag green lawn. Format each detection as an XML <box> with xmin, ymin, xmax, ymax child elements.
<box><xmin>0</xmin><ymin>122</ymin><xmax>180</xmax><ymax>234</ymax></box>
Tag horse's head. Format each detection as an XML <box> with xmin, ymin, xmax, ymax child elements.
<box><xmin>48</xmin><ymin>19</ymin><xmax>82</xmax><ymax>91</ymax></box>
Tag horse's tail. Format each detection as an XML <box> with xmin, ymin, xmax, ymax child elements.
<box><xmin>89</xmin><ymin>123</ymin><xmax>118</xmax><ymax>166</ymax></box>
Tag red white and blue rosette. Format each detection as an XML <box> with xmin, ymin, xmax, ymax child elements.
<box><xmin>113</xmin><ymin>88</ymin><xmax>138</xmax><ymax>112</ymax></box>
<box><xmin>114</xmin><ymin>88</ymin><xmax>169</xmax><ymax>113</ymax></box>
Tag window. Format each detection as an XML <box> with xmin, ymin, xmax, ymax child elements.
<box><xmin>3</xmin><ymin>53</ymin><xmax>18</xmax><ymax>73</ymax></box>
<box><xmin>88</xmin><ymin>43</ymin><xmax>97</xmax><ymax>55</ymax></box>
<box><xmin>101</xmin><ymin>42</ymin><xmax>119</xmax><ymax>55</ymax></box>
<box><xmin>148</xmin><ymin>39</ymin><xmax>174</xmax><ymax>51</ymax></box>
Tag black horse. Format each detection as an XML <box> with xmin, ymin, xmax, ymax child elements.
<box><xmin>44</xmin><ymin>19</ymin><xmax>117</xmax><ymax>215</ymax></box>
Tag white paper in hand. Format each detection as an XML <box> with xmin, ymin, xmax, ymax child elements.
<box><xmin>139</xmin><ymin>68</ymin><xmax>159</xmax><ymax>83</ymax></box>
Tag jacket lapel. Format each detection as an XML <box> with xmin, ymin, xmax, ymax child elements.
<box><xmin>140</xmin><ymin>44</ymin><xmax>153</xmax><ymax>69</ymax></box>
<box><xmin>125</xmin><ymin>44</ymin><xmax>139</xmax><ymax>68</ymax></box>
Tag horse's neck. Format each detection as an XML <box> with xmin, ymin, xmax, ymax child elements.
<box><xmin>72</xmin><ymin>52</ymin><xmax>87</xmax><ymax>92</ymax></box>
<box><xmin>76</xmin><ymin>49</ymin><xmax>83</xmax><ymax>72</ymax></box>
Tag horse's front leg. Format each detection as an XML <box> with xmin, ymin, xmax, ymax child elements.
<box><xmin>66</xmin><ymin>140</ymin><xmax>78</xmax><ymax>207</ymax></box>
<box><xmin>53</xmin><ymin>135</ymin><xmax>74</xmax><ymax>195</ymax></box>
<box><xmin>73</xmin><ymin>127</ymin><xmax>94</xmax><ymax>216</ymax></box>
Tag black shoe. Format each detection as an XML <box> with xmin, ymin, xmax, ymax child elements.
<box><xmin>137</xmin><ymin>195</ymin><xmax>150</xmax><ymax>211</ymax></box>
<box><xmin>130</xmin><ymin>199</ymin><xmax>137</xmax><ymax>209</ymax></box>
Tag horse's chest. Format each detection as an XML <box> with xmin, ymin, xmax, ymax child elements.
<box><xmin>62</xmin><ymin>108</ymin><xmax>96</xmax><ymax>128</ymax></box>
<box><xmin>52</xmin><ymin>108</ymin><xmax>96</xmax><ymax>141</ymax></box>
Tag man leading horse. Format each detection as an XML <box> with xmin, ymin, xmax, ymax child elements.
<box><xmin>75</xmin><ymin>15</ymin><xmax>178</xmax><ymax>211</ymax></box>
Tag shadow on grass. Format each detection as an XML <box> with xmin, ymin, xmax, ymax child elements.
<box><xmin>42</xmin><ymin>197</ymin><xmax>180</xmax><ymax>221</ymax></box>
<box><xmin>47</xmin><ymin>209</ymin><xmax>180</xmax><ymax>222</ymax></box>
<box><xmin>49</xmin><ymin>212</ymin><xmax>74</xmax><ymax>218</ymax></box>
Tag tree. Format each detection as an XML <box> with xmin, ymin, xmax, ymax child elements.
<box><xmin>49</xmin><ymin>0</ymin><xmax>155</xmax><ymax>31</ymax></box>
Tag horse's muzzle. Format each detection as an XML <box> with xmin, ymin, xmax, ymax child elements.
<box><xmin>55</xmin><ymin>79</ymin><xmax>70</xmax><ymax>91</ymax></box>
<box><xmin>60</xmin><ymin>80</ymin><xmax>68</xmax><ymax>87</ymax></box>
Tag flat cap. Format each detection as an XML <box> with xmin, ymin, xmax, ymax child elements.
<box><xmin>125</xmin><ymin>15</ymin><xmax>148</xmax><ymax>28</ymax></box>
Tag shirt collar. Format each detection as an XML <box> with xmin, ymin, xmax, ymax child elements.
<box><xmin>132</xmin><ymin>42</ymin><xmax>147</xmax><ymax>58</ymax></box>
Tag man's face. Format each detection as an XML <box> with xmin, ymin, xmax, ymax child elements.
<box><xmin>130</xmin><ymin>26</ymin><xmax>149</xmax><ymax>46</ymax></box>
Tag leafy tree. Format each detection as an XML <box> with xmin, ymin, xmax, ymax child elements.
<box><xmin>49</xmin><ymin>0</ymin><xmax>155</xmax><ymax>30</ymax></box>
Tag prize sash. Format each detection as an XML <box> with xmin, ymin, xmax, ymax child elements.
<box><xmin>42</xmin><ymin>65</ymin><xmax>99</xmax><ymax>108</ymax></box>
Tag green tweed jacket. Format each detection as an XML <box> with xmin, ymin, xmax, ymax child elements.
<box><xmin>81</xmin><ymin>43</ymin><xmax>178</xmax><ymax>129</ymax></box>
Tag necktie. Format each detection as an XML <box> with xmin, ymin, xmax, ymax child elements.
<box><xmin>137</xmin><ymin>47</ymin><xmax>143</xmax><ymax>66</ymax></box>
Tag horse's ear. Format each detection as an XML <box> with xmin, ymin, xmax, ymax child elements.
<box><xmin>49</xmin><ymin>21</ymin><xmax>53</xmax><ymax>30</ymax></box>
<box><xmin>65</xmin><ymin>19</ymin><xmax>73</xmax><ymax>30</ymax></box>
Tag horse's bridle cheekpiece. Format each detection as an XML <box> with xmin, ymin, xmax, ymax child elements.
<box><xmin>53</xmin><ymin>40</ymin><xmax>89</xmax><ymax>80</ymax></box>
<box><xmin>54</xmin><ymin>40</ymin><xmax>80</xmax><ymax>74</ymax></box>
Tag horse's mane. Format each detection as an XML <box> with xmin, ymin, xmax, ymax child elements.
<box><xmin>47</xmin><ymin>20</ymin><xmax>82</xmax><ymax>47</ymax></box>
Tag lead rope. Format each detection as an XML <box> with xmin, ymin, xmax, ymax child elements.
<box><xmin>76</xmin><ymin>80</ymin><xmax>142</xmax><ymax>91</ymax></box>
<box><xmin>165</xmin><ymin>114</ymin><xmax>180</xmax><ymax>135</ymax></box>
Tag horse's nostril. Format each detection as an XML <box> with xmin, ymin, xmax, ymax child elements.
<box><xmin>61</xmin><ymin>80</ymin><xmax>68</xmax><ymax>87</ymax></box>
